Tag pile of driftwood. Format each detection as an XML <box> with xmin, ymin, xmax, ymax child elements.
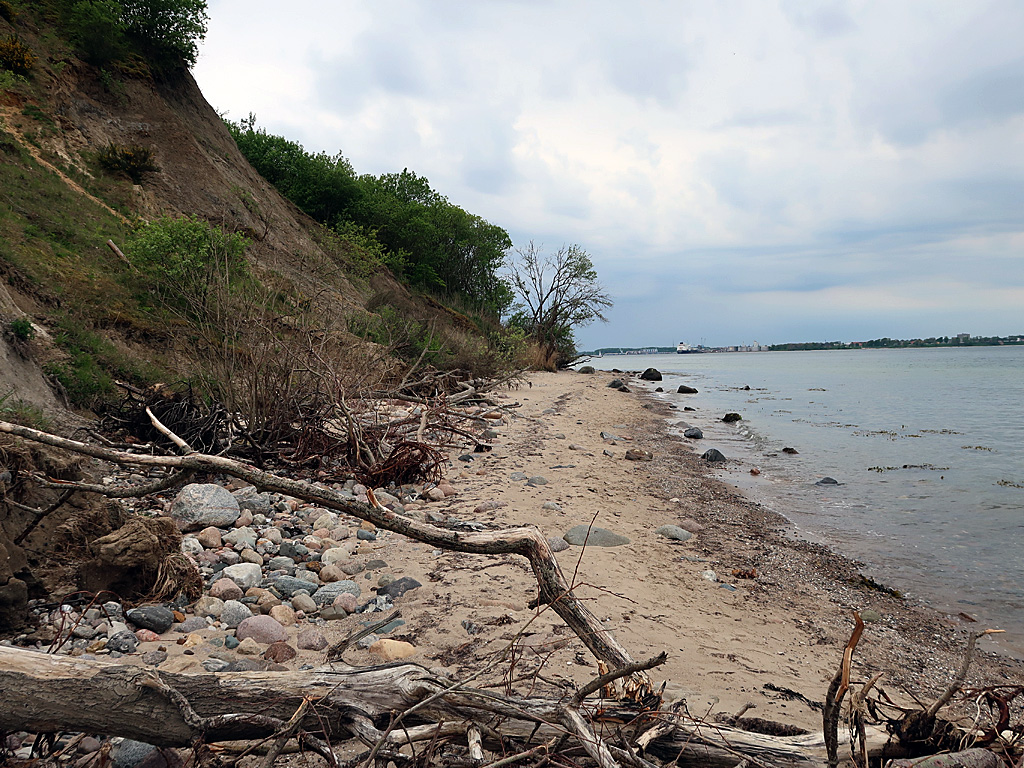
<box><xmin>0</xmin><ymin>415</ymin><xmax>1022</xmax><ymax>768</ymax></box>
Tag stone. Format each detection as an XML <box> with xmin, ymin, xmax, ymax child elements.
<box><xmin>563</xmin><ymin>525</ymin><xmax>630</xmax><ymax>547</ymax></box>
<box><xmin>625</xmin><ymin>449</ymin><xmax>653</xmax><ymax>461</ymax></box>
<box><xmin>203</xmin><ymin>658</ymin><xmax>231</xmax><ymax>672</ymax></box>
<box><xmin>683</xmin><ymin>427</ymin><xmax>704</xmax><ymax>439</ymax></box>
<box><xmin>607</xmin><ymin>379</ymin><xmax>625</xmax><ymax>388</ymax></box>
<box><xmin>816</xmin><ymin>477</ymin><xmax>840</xmax><ymax>485</ymax></box>
<box><xmin>356</xmin><ymin>529</ymin><xmax>376</xmax><ymax>542</ymax></box>
<box><xmin>377</xmin><ymin>576</ymin><xmax>421</xmax><ymax>600</ymax></box>
<box><xmin>112</xmin><ymin>739</ymin><xmax>171</xmax><ymax>768</ymax></box>
<box><xmin>236</xmin><ymin>637</ymin><xmax>261</xmax><ymax>655</ymax></box>
<box><xmin>542</xmin><ymin>501</ymin><xmax>562</xmax><ymax>511</ymax></box>
<box><xmin>223</xmin><ymin>527</ymin><xmax>257</xmax><ymax>549</ymax></box>
<box><xmin>860</xmin><ymin>609</ymin><xmax>883</xmax><ymax>623</ymax></box>
<box><xmin>234</xmin><ymin>509</ymin><xmax>254</xmax><ymax>528</ymax></box>
<box><xmin>618</xmin><ymin>385</ymin><xmax>631</xmax><ymax>392</ymax></box>
<box><xmin>340</xmin><ymin>560</ymin><xmax>365</xmax><ymax>576</ymax></box>
<box><xmin>722</xmin><ymin>413</ymin><xmax>742</xmax><ymax>423</ymax></box>
<box><xmin>268</xmin><ymin>604</ymin><xmax>296</xmax><ymax>626</ymax></box>
<box><xmin>220</xmin><ymin>600</ymin><xmax>253</xmax><ymax>628</ymax></box>
<box><xmin>702</xmin><ymin>449</ymin><xmax>727</xmax><ymax>463</ymax></box>
<box><xmin>279</xmin><ymin>541</ymin><xmax>308</xmax><ymax>560</ymax></box>
<box><xmin>320</xmin><ymin>604</ymin><xmax>347</xmax><ymax>621</ymax></box>
<box><xmin>169</xmin><ymin>483</ymin><xmax>240</xmax><ymax>531</ymax></box>
<box><xmin>196</xmin><ymin>527</ymin><xmax>222</xmax><ymax>549</ymax></box>
<box><xmin>209</xmin><ymin>578</ymin><xmax>244</xmax><ymax>601</ymax></box>
<box><xmin>332</xmin><ymin>593</ymin><xmax>359</xmax><ymax>613</ymax></box>
<box><xmin>180</xmin><ymin>537</ymin><xmax>203</xmax><ymax>556</ymax></box>
<box><xmin>677</xmin><ymin>518</ymin><xmax>704</xmax><ymax>533</ymax></box>
<box><xmin>106</xmin><ymin>630</ymin><xmax>139</xmax><ymax>654</ymax></box>
<box><xmin>264</xmin><ymin>641</ymin><xmax>297</xmax><ymax>663</ymax></box>
<box><xmin>437</xmin><ymin>482</ymin><xmax>457</xmax><ymax>497</ymax></box>
<box><xmin>677</xmin><ymin>385</ymin><xmax>698</xmax><ymax>394</ymax></box>
<box><xmin>134</xmin><ymin>629</ymin><xmax>160</xmax><ymax>643</ymax></box>
<box><xmin>527</xmin><ymin>476</ymin><xmax>548</xmax><ymax>486</ymax></box>
<box><xmin>233</xmin><ymin>487</ymin><xmax>272</xmax><ymax>516</ymax></box>
<box><xmin>297</xmin><ymin>628</ymin><xmax>328</xmax><ymax>650</ymax></box>
<box><xmin>126</xmin><ymin>606</ymin><xmax>174</xmax><ymax>634</ymax></box>
<box><xmin>640</xmin><ymin>368</ymin><xmax>662</xmax><ymax>381</ymax></box>
<box><xmin>193</xmin><ymin>596</ymin><xmax>224</xmax><ymax>618</ymax></box>
<box><xmin>654</xmin><ymin>525</ymin><xmax>693</xmax><ymax>542</ymax></box>
<box><xmin>291</xmin><ymin>593</ymin><xmax>317</xmax><ymax>613</ymax></box>
<box><xmin>320</xmin><ymin>547</ymin><xmax>350</xmax><ymax>566</ymax></box>
<box><xmin>319</xmin><ymin>564</ymin><xmax>345</xmax><ymax>582</ymax></box>
<box><xmin>239</xmin><ymin>549</ymin><xmax>263</xmax><ymax>565</ymax></box>
<box><xmin>368</xmin><ymin>639</ymin><xmax>417</xmax><ymax>661</ymax></box>
<box><xmin>548</xmin><ymin>537</ymin><xmax>570</xmax><ymax>553</ymax></box>
<box><xmin>224</xmin><ymin>635</ymin><xmax>239</xmax><ymax>649</ymax></box>
<box><xmin>577</xmin><ymin>365</ymin><xmax>595</xmax><ymax>374</ymax></box>
<box><xmin>425</xmin><ymin>487</ymin><xmax>445</xmax><ymax>502</ymax></box>
<box><xmin>222</xmin><ymin>562</ymin><xmax>262</xmax><ymax>591</ymax></box>
<box><xmin>262</xmin><ymin>527</ymin><xmax>283</xmax><ymax>545</ymax></box>
<box><xmin>782</xmin><ymin>447</ymin><xmax>799</xmax><ymax>455</ymax></box>
<box><xmin>176</xmin><ymin>616</ymin><xmax>208</xmax><ymax>633</ymax></box>
<box><xmin>236</xmin><ymin>615</ymin><xmax>288</xmax><ymax>644</ymax></box>
<box><xmin>141</xmin><ymin>650</ymin><xmax>167</xmax><ymax>666</ymax></box>
<box><xmin>270</xmin><ymin>575</ymin><xmax>316</xmax><ymax>597</ymax></box>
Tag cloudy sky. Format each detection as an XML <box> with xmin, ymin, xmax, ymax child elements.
<box><xmin>193</xmin><ymin>1</ymin><xmax>1024</xmax><ymax>349</ymax></box>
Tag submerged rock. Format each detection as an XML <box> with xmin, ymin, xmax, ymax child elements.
<box><xmin>677</xmin><ymin>385</ymin><xmax>698</xmax><ymax>394</ymax></box>
<box><xmin>683</xmin><ymin>427</ymin><xmax>704</xmax><ymax>439</ymax></box>
<box><xmin>640</xmin><ymin>368</ymin><xmax>662</xmax><ymax>381</ymax></box>
<box><xmin>722</xmin><ymin>413</ymin><xmax>742</xmax><ymax>423</ymax></box>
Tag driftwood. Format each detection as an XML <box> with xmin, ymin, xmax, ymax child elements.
<box><xmin>0</xmin><ymin>646</ymin><xmax>895</xmax><ymax>768</ymax></box>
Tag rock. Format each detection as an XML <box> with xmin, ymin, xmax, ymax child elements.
<box><xmin>625</xmin><ymin>449</ymin><xmax>653</xmax><ymax>461</ymax></box>
<box><xmin>320</xmin><ymin>547</ymin><xmax>350</xmax><ymax>566</ymax></box>
<box><xmin>134</xmin><ymin>628</ymin><xmax>160</xmax><ymax>643</ymax></box>
<box><xmin>563</xmin><ymin>525</ymin><xmax>630</xmax><ymax>547</ymax></box>
<box><xmin>368</xmin><ymin>639</ymin><xmax>417</xmax><ymax>661</ymax></box>
<box><xmin>542</xmin><ymin>501</ymin><xmax>562</xmax><ymax>511</ymax></box>
<box><xmin>202</xmin><ymin>658</ymin><xmax>231</xmax><ymax>672</ymax></box>
<box><xmin>816</xmin><ymin>477</ymin><xmax>840</xmax><ymax>485</ymax></box>
<box><xmin>269</xmin><ymin>575</ymin><xmax>315</xmax><ymax>598</ymax></box>
<box><xmin>268</xmin><ymin>604</ymin><xmax>296</xmax><ymax>626</ymax></box>
<box><xmin>655</xmin><ymin>387</ymin><xmax>663</xmax><ymax>392</ymax></box>
<box><xmin>141</xmin><ymin>650</ymin><xmax>167</xmax><ymax>666</ymax></box>
<box><xmin>239</xmin><ymin>548</ymin><xmax>263</xmax><ymax>564</ymax></box>
<box><xmin>577</xmin><ymin>365</ymin><xmax>595</xmax><ymax>374</ymax></box>
<box><xmin>106</xmin><ymin>630</ymin><xmax>139</xmax><ymax>654</ymax></box>
<box><xmin>599</xmin><ymin>431</ymin><xmax>619</xmax><ymax>441</ymax></box>
<box><xmin>169</xmin><ymin>483</ymin><xmax>240</xmax><ymax>531</ymax></box>
<box><xmin>677</xmin><ymin>518</ymin><xmax>704</xmax><ymax>533</ymax></box>
<box><xmin>196</xmin><ymin>527</ymin><xmax>222</xmax><ymax>549</ymax></box>
<box><xmin>297</xmin><ymin>628</ymin><xmax>328</xmax><ymax>650</ymax></box>
<box><xmin>356</xmin><ymin>529</ymin><xmax>376</xmax><ymax>542</ymax></box>
<box><xmin>425</xmin><ymin>487</ymin><xmax>445</xmax><ymax>502</ymax></box>
<box><xmin>291</xmin><ymin>593</ymin><xmax>317</xmax><ymax>613</ymax></box>
<box><xmin>279</xmin><ymin>540</ymin><xmax>308</xmax><ymax>560</ymax></box>
<box><xmin>263</xmin><ymin>641</ymin><xmax>297</xmax><ymax>663</ymax></box>
<box><xmin>223</xmin><ymin>527</ymin><xmax>257</xmax><ymax>550</ymax></box>
<box><xmin>193</xmin><ymin>595</ymin><xmax>224</xmax><ymax>618</ymax></box>
<box><xmin>234</xmin><ymin>509</ymin><xmax>254</xmax><ymax>528</ymax></box>
<box><xmin>654</xmin><ymin>525</ymin><xmax>693</xmax><ymax>542</ymax></box>
<box><xmin>437</xmin><ymin>482</ymin><xmax>457</xmax><ymax>497</ymax></box>
<box><xmin>126</xmin><ymin>606</ymin><xmax>174</xmax><ymax>634</ymax></box>
<box><xmin>340</xmin><ymin>561</ymin><xmax>365</xmax><ymax>576</ymax></box>
<box><xmin>222</xmin><ymin>562</ymin><xmax>262</xmax><ymax>591</ymax></box>
<box><xmin>111</xmin><ymin>739</ymin><xmax>177</xmax><ymax>768</ymax></box>
<box><xmin>702</xmin><ymin>449</ymin><xmax>727</xmax><ymax>462</ymax></box>
<box><xmin>683</xmin><ymin>427</ymin><xmax>704</xmax><ymax>439</ymax></box>
<box><xmin>209</xmin><ymin>578</ymin><xmax>244</xmax><ymax>601</ymax></box>
<box><xmin>377</xmin><ymin>576</ymin><xmax>421</xmax><ymax>600</ymax></box>
<box><xmin>180</xmin><ymin>537</ymin><xmax>203</xmax><ymax>556</ymax></box>
<box><xmin>220</xmin><ymin>600</ymin><xmax>253</xmax><ymax>628</ymax></box>
<box><xmin>722</xmin><ymin>413</ymin><xmax>742</xmax><ymax>423</ymax></box>
<box><xmin>176</xmin><ymin>616</ymin><xmax>208</xmax><ymax>633</ymax></box>
<box><xmin>313</xmin><ymin>581</ymin><xmax>361</xmax><ymax>606</ymax></box>
<box><xmin>233</xmin><ymin>487</ymin><xmax>272</xmax><ymax>516</ymax></box>
<box><xmin>607</xmin><ymin>379</ymin><xmax>625</xmax><ymax>388</ymax></box>
<box><xmin>860</xmin><ymin>609</ymin><xmax>883</xmax><ymax>623</ymax></box>
<box><xmin>677</xmin><ymin>385</ymin><xmax>698</xmax><ymax>394</ymax></box>
<box><xmin>333</xmin><ymin>593</ymin><xmax>359</xmax><ymax>613</ymax></box>
<box><xmin>527</xmin><ymin>476</ymin><xmax>548</xmax><ymax>486</ymax></box>
<box><xmin>548</xmin><ymin>537</ymin><xmax>570</xmax><ymax>553</ymax></box>
<box><xmin>640</xmin><ymin>368</ymin><xmax>662</xmax><ymax>381</ymax></box>
<box><xmin>782</xmin><ymin>447</ymin><xmax>799</xmax><ymax>454</ymax></box>
<box><xmin>236</xmin><ymin>614</ymin><xmax>288</xmax><ymax>645</ymax></box>
<box><xmin>236</xmin><ymin>637</ymin><xmax>261</xmax><ymax>655</ymax></box>
<box><xmin>319</xmin><ymin>564</ymin><xmax>345</xmax><ymax>582</ymax></box>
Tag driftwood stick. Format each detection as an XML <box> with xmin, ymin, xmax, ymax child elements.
<box><xmin>925</xmin><ymin>630</ymin><xmax>1004</xmax><ymax>720</ymax></box>
<box><xmin>824</xmin><ymin>612</ymin><xmax>864</xmax><ymax>768</ymax></box>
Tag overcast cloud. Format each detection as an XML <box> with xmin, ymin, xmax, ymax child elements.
<box><xmin>194</xmin><ymin>1</ymin><xmax>1024</xmax><ymax>348</ymax></box>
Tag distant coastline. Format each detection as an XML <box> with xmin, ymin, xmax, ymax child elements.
<box><xmin>585</xmin><ymin>332</ymin><xmax>1024</xmax><ymax>356</ymax></box>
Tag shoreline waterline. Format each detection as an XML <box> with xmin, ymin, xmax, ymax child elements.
<box><xmin>586</xmin><ymin>348</ymin><xmax>1024</xmax><ymax>658</ymax></box>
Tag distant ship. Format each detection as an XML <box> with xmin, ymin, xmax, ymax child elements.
<box><xmin>676</xmin><ymin>342</ymin><xmax>700</xmax><ymax>354</ymax></box>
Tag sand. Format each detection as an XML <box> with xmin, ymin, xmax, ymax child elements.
<box><xmin>310</xmin><ymin>369</ymin><xmax>1022</xmax><ymax>732</ymax></box>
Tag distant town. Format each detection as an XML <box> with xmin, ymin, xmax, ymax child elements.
<box><xmin>585</xmin><ymin>333</ymin><xmax>1024</xmax><ymax>356</ymax></box>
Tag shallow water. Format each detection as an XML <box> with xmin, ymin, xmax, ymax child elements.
<box><xmin>591</xmin><ymin>346</ymin><xmax>1024</xmax><ymax>652</ymax></box>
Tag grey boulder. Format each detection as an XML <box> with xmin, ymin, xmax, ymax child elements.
<box><xmin>169</xmin><ymin>484</ymin><xmax>240</xmax><ymax>531</ymax></box>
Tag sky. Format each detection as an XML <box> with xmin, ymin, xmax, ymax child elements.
<box><xmin>192</xmin><ymin>1</ymin><xmax>1024</xmax><ymax>349</ymax></box>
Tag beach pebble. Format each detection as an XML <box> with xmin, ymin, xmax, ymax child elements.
<box><xmin>126</xmin><ymin>606</ymin><xmax>174</xmax><ymax>634</ymax></box>
<box><xmin>220</xmin><ymin>600</ymin><xmax>253</xmax><ymax>628</ymax></box>
<box><xmin>542</xmin><ymin>502</ymin><xmax>562</xmax><ymax>511</ymax></box>
<box><xmin>313</xmin><ymin>581</ymin><xmax>361</xmax><ymax>605</ymax></box>
<box><xmin>236</xmin><ymin>615</ymin><xmax>288</xmax><ymax>644</ymax></box>
<box><xmin>527</xmin><ymin>476</ymin><xmax>548</xmax><ymax>486</ymax></box>
<box><xmin>209</xmin><ymin>578</ymin><xmax>244</xmax><ymax>601</ymax></box>
<box><xmin>369</xmin><ymin>639</ymin><xmax>416</xmax><ymax>661</ymax></box>
<box><xmin>683</xmin><ymin>427</ymin><xmax>704</xmax><ymax>439</ymax></box>
<box><xmin>196</xmin><ymin>527</ymin><xmax>222</xmax><ymax>549</ymax></box>
<box><xmin>236</xmin><ymin>637</ymin><xmax>262</xmax><ymax>655</ymax></box>
<box><xmin>702</xmin><ymin>570</ymin><xmax>718</xmax><ymax>582</ymax></box>
<box><xmin>141</xmin><ymin>650</ymin><xmax>167</xmax><ymax>666</ymax></box>
<box><xmin>655</xmin><ymin>525</ymin><xmax>693</xmax><ymax>543</ymax></box>
<box><xmin>425</xmin><ymin>487</ymin><xmax>446</xmax><ymax>501</ymax></box>
<box><xmin>268</xmin><ymin>604</ymin><xmax>296</xmax><ymax>626</ymax></box>
<box><xmin>264</xmin><ymin>641</ymin><xmax>297</xmax><ymax>663</ymax></box>
<box><xmin>607</xmin><ymin>379</ymin><xmax>625</xmax><ymax>389</ymax></box>
<box><xmin>193</xmin><ymin>595</ymin><xmax>224</xmax><ymax>618</ymax></box>
<box><xmin>677</xmin><ymin>518</ymin><xmax>704</xmax><ymax>533</ymax></box>
<box><xmin>625</xmin><ymin>449</ymin><xmax>653</xmax><ymax>461</ymax></box>
<box><xmin>640</xmin><ymin>368</ymin><xmax>662</xmax><ymax>381</ymax></box>
<box><xmin>548</xmin><ymin>537</ymin><xmax>570</xmax><ymax>553</ymax></box>
<box><xmin>356</xmin><ymin>529</ymin><xmax>376</xmax><ymax>541</ymax></box>
<box><xmin>563</xmin><ymin>525</ymin><xmax>630</xmax><ymax>547</ymax></box>
<box><xmin>319</xmin><ymin>564</ymin><xmax>345</xmax><ymax>582</ymax></box>
<box><xmin>222</xmin><ymin>563</ymin><xmax>262</xmax><ymax>590</ymax></box>
<box><xmin>291</xmin><ymin>593</ymin><xmax>317</xmax><ymax>613</ymax></box>
<box><xmin>783</xmin><ymin>447</ymin><xmax>799</xmax><ymax>454</ymax></box>
<box><xmin>377</xmin><ymin>576</ymin><xmax>421</xmax><ymax>600</ymax></box>
<box><xmin>297</xmin><ymin>628</ymin><xmax>328</xmax><ymax>650</ymax></box>
<box><xmin>577</xmin><ymin>365</ymin><xmax>595</xmax><ymax>374</ymax></box>
<box><xmin>816</xmin><ymin>477</ymin><xmax>841</xmax><ymax>485</ymax></box>
<box><xmin>106</xmin><ymin>630</ymin><xmax>138</xmax><ymax>654</ymax></box>
<box><xmin>134</xmin><ymin>629</ymin><xmax>161</xmax><ymax>643</ymax></box>
<box><xmin>180</xmin><ymin>537</ymin><xmax>203</xmax><ymax>556</ymax></box>
<box><xmin>723</xmin><ymin>413</ymin><xmax>742</xmax><ymax>423</ymax></box>
<box><xmin>176</xmin><ymin>616</ymin><xmax>208</xmax><ymax>633</ymax></box>
<box><xmin>203</xmin><ymin>658</ymin><xmax>231</xmax><ymax>672</ymax></box>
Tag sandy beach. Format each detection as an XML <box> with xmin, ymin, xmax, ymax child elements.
<box><xmin>242</xmin><ymin>368</ymin><xmax>1022</xmax><ymax>731</ymax></box>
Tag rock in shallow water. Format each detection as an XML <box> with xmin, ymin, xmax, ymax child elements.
<box><xmin>702</xmin><ymin>449</ymin><xmax>727</xmax><ymax>463</ymax></box>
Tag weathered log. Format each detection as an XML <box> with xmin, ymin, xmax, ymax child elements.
<box><xmin>0</xmin><ymin>647</ymin><xmax>894</xmax><ymax>767</ymax></box>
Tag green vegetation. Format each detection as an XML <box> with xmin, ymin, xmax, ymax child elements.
<box><xmin>0</xmin><ymin>35</ymin><xmax>35</xmax><ymax>75</ymax></box>
<box><xmin>59</xmin><ymin>0</ymin><xmax>208</xmax><ymax>72</ymax></box>
<box><xmin>769</xmin><ymin>334</ymin><xmax>1024</xmax><ymax>351</ymax></box>
<box><xmin>0</xmin><ymin>391</ymin><xmax>52</xmax><ymax>431</ymax></box>
<box><xmin>7</xmin><ymin>317</ymin><xmax>34</xmax><ymax>341</ymax></box>
<box><xmin>225</xmin><ymin>116</ymin><xmax>514</xmax><ymax>318</ymax></box>
<box><xmin>96</xmin><ymin>142</ymin><xmax>159</xmax><ymax>183</ymax></box>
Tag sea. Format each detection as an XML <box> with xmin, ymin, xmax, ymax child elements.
<box><xmin>588</xmin><ymin>346</ymin><xmax>1024</xmax><ymax>655</ymax></box>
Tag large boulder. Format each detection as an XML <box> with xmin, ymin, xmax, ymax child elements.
<box><xmin>577</xmin><ymin>365</ymin><xmax>596</xmax><ymax>374</ymax></box>
<box><xmin>677</xmin><ymin>385</ymin><xmax>698</xmax><ymax>394</ymax></box>
<box><xmin>640</xmin><ymin>368</ymin><xmax>662</xmax><ymax>381</ymax></box>
<box><xmin>702</xmin><ymin>449</ymin><xmax>727</xmax><ymax>463</ymax></box>
<box><xmin>169</xmin><ymin>484</ymin><xmax>240</xmax><ymax>531</ymax></box>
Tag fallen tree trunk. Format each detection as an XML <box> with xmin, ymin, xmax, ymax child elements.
<box><xmin>0</xmin><ymin>646</ymin><xmax>894</xmax><ymax>767</ymax></box>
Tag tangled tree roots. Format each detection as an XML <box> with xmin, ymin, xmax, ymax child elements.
<box><xmin>362</xmin><ymin>440</ymin><xmax>444</xmax><ymax>488</ymax></box>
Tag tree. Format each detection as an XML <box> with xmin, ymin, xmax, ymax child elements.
<box><xmin>508</xmin><ymin>242</ymin><xmax>612</xmax><ymax>368</ymax></box>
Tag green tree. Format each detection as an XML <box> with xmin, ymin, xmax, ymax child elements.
<box><xmin>66</xmin><ymin>0</ymin><xmax>126</xmax><ymax>67</ymax></box>
<box><xmin>507</xmin><ymin>242</ymin><xmax>612</xmax><ymax>368</ymax></box>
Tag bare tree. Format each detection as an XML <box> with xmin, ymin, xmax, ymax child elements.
<box><xmin>508</xmin><ymin>242</ymin><xmax>612</xmax><ymax>368</ymax></box>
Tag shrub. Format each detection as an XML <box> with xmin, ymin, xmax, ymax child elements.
<box><xmin>96</xmin><ymin>142</ymin><xmax>159</xmax><ymax>183</ymax></box>
<box><xmin>0</xmin><ymin>1</ymin><xmax>16</xmax><ymax>23</ymax></box>
<box><xmin>0</xmin><ymin>35</ymin><xmax>34</xmax><ymax>76</ymax></box>
<box><xmin>8</xmin><ymin>317</ymin><xmax>34</xmax><ymax>341</ymax></box>
<box><xmin>66</xmin><ymin>0</ymin><xmax>126</xmax><ymax>67</ymax></box>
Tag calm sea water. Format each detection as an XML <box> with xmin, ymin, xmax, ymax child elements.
<box><xmin>591</xmin><ymin>347</ymin><xmax>1024</xmax><ymax>653</ymax></box>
